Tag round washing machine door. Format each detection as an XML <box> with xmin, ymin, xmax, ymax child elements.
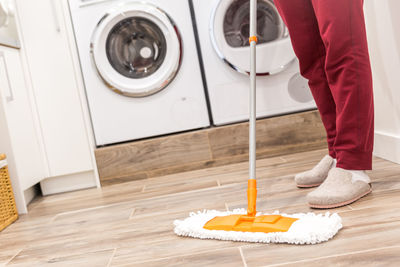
<box><xmin>91</xmin><ymin>2</ymin><xmax>181</xmax><ymax>97</ymax></box>
<box><xmin>211</xmin><ymin>0</ymin><xmax>295</xmax><ymax>75</ymax></box>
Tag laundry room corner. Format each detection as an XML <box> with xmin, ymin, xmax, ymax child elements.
<box><xmin>1</xmin><ymin>0</ymin><xmax>400</xmax><ymax>266</ymax></box>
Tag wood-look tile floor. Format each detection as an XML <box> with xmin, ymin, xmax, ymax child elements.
<box><xmin>1</xmin><ymin>148</ymin><xmax>400</xmax><ymax>266</ymax></box>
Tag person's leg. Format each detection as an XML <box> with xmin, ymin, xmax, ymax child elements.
<box><xmin>305</xmin><ymin>0</ymin><xmax>374</xmax><ymax>208</ymax></box>
<box><xmin>311</xmin><ymin>0</ymin><xmax>374</xmax><ymax>171</ymax></box>
<box><xmin>273</xmin><ymin>0</ymin><xmax>337</xmax><ymax>159</ymax></box>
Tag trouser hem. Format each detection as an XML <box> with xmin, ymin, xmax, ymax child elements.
<box><xmin>328</xmin><ymin>148</ymin><xmax>336</xmax><ymax>159</ymax></box>
<box><xmin>336</xmin><ymin>149</ymin><xmax>373</xmax><ymax>170</ymax></box>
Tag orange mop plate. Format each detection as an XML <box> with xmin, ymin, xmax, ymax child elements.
<box><xmin>203</xmin><ymin>214</ymin><xmax>298</xmax><ymax>233</ymax></box>
<box><xmin>203</xmin><ymin>179</ymin><xmax>298</xmax><ymax>233</ymax></box>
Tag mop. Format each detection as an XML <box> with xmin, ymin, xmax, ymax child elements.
<box><xmin>173</xmin><ymin>0</ymin><xmax>342</xmax><ymax>245</ymax></box>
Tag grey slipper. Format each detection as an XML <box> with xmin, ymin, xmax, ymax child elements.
<box><xmin>307</xmin><ymin>167</ymin><xmax>372</xmax><ymax>209</ymax></box>
<box><xmin>295</xmin><ymin>154</ymin><xmax>335</xmax><ymax>188</ymax></box>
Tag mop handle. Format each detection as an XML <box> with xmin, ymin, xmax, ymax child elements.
<box><xmin>249</xmin><ymin>0</ymin><xmax>257</xmax><ymax>181</ymax></box>
<box><xmin>247</xmin><ymin>0</ymin><xmax>258</xmax><ymax>217</ymax></box>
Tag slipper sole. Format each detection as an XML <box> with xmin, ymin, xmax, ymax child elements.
<box><xmin>297</xmin><ymin>183</ymin><xmax>322</xmax><ymax>188</ymax></box>
<box><xmin>309</xmin><ymin>187</ymin><xmax>372</xmax><ymax>209</ymax></box>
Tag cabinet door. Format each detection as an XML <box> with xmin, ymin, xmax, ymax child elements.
<box><xmin>0</xmin><ymin>49</ymin><xmax>45</xmax><ymax>190</ymax></box>
<box><xmin>15</xmin><ymin>0</ymin><xmax>93</xmax><ymax>177</ymax></box>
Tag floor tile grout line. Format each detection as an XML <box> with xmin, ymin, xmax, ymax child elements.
<box><xmin>278</xmin><ymin>156</ymin><xmax>287</xmax><ymax>163</ymax></box>
<box><xmin>36</xmin><ymin>178</ymin><xmax>248</xmax><ymax>221</ymax></box>
<box><xmin>260</xmin><ymin>244</ymin><xmax>400</xmax><ymax>267</ymax></box>
<box><xmin>128</xmin><ymin>208</ymin><xmax>136</xmax><ymax>220</ymax></box>
<box><xmin>51</xmin><ymin>201</ymin><xmax>133</xmax><ymax>218</ymax></box>
<box><xmin>49</xmin><ymin>214</ymin><xmax>57</xmax><ymax>224</ymax></box>
<box><xmin>33</xmin><ymin>182</ymin><xmax>288</xmax><ymax>220</ymax></box>
<box><xmin>225</xmin><ymin>203</ymin><xmax>230</xmax><ymax>211</ymax></box>
<box><xmin>239</xmin><ymin>247</ymin><xmax>248</xmax><ymax>267</ymax></box>
<box><xmin>107</xmin><ymin>179</ymin><xmax>245</xmax><ymax>205</ymax></box>
<box><xmin>44</xmin><ymin>182</ymin><xmax>230</xmax><ymax>219</ymax></box>
<box><xmin>3</xmin><ymin>248</ymin><xmax>23</xmax><ymax>266</ymax></box>
<box><xmin>122</xmin><ymin>246</ymin><xmax>242</xmax><ymax>266</ymax></box>
<box><xmin>106</xmin><ymin>248</ymin><xmax>117</xmax><ymax>267</ymax></box>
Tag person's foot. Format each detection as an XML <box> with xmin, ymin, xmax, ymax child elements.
<box><xmin>307</xmin><ymin>167</ymin><xmax>372</xmax><ymax>209</ymax></box>
<box><xmin>295</xmin><ymin>154</ymin><xmax>336</xmax><ymax>188</ymax></box>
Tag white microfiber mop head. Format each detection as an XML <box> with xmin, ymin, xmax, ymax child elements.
<box><xmin>174</xmin><ymin>209</ymin><xmax>342</xmax><ymax>245</ymax></box>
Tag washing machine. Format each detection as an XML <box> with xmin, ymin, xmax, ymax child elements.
<box><xmin>68</xmin><ymin>0</ymin><xmax>210</xmax><ymax>146</ymax></box>
<box><xmin>191</xmin><ymin>0</ymin><xmax>317</xmax><ymax>125</ymax></box>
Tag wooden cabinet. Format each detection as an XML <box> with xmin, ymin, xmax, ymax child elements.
<box><xmin>0</xmin><ymin>48</ymin><xmax>46</xmax><ymax>214</ymax></box>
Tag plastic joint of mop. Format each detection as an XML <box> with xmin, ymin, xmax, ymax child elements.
<box><xmin>249</xmin><ymin>35</ymin><xmax>258</xmax><ymax>44</ymax></box>
<box><xmin>203</xmin><ymin>177</ymin><xmax>299</xmax><ymax>233</ymax></box>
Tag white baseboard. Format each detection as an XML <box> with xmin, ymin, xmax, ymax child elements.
<box><xmin>23</xmin><ymin>183</ymin><xmax>40</xmax><ymax>206</ymax></box>
<box><xmin>40</xmin><ymin>170</ymin><xmax>97</xmax><ymax>196</ymax></box>
<box><xmin>374</xmin><ymin>131</ymin><xmax>400</xmax><ymax>164</ymax></box>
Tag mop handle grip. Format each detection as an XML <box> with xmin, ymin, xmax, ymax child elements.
<box><xmin>247</xmin><ymin>179</ymin><xmax>257</xmax><ymax>216</ymax></box>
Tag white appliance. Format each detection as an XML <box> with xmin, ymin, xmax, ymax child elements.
<box><xmin>68</xmin><ymin>0</ymin><xmax>210</xmax><ymax>146</ymax></box>
<box><xmin>191</xmin><ymin>0</ymin><xmax>317</xmax><ymax>125</ymax></box>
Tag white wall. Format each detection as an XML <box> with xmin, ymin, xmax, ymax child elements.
<box><xmin>364</xmin><ymin>0</ymin><xmax>400</xmax><ymax>164</ymax></box>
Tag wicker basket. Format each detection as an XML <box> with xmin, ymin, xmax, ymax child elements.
<box><xmin>0</xmin><ymin>154</ymin><xmax>18</xmax><ymax>232</ymax></box>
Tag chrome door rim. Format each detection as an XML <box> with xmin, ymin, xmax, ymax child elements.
<box><xmin>90</xmin><ymin>2</ymin><xmax>182</xmax><ymax>97</ymax></box>
<box><xmin>210</xmin><ymin>0</ymin><xmax>295</xmax><ymax>76</ymax></box>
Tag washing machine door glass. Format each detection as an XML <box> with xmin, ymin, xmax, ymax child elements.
<box><xmin>212</xmin><ymin>0</ymin><xmax>295</xmax><ymax>75</ymax></box>
<box><xmin>223</xmin><ymin>0</ymin><xmax>284</xmax><ymax>47</ymax></box>
<box><xmin>91</xmin><ymin>3</ymin><xmax>181</xmax><ymax>97</ymax></box>
<box><xmin>106</xmin><ymin>17</ymin><xmax>167</xmax><ymax>79</ymax></box>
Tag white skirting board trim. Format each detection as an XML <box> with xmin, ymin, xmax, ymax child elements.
<box><xmin>40</xmin><ymin>170</ymin><xmax>97</xmax><ymax>196</ymax></box>
<box><xmin>374</xmin><ymin>131</ymin><xmax>400</xmax><ymax>164</ymax></box>
<box><xmin>23</xmin><ymin>183</ymin><xmax>40</xmax><ymax>206</ymax></box>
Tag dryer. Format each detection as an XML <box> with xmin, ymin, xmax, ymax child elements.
<box><xmin>191</xmin><ymin>0</ymin><xmax>317</xmax><ymax>125</ymax></box>
<box><xmin>68</xmin><ymin>0</ymin><xmax>210</xmax><ymax>146</ymax></box>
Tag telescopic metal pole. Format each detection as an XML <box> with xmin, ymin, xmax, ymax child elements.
<box><xmin>249</xmin><ymin>0</ymin><xmax>257</xmax><ymax>181</ymax></box>
<box><xmin>247</xmin><ymin>0</ymin><xmax>258</xmax><ymax>216</ymax></box>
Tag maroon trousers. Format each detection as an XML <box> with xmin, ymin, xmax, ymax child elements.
<box><xmin>274</xmin><ymin>0</ymin><xmax>374</xmax><ymax>170</ymax></box>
